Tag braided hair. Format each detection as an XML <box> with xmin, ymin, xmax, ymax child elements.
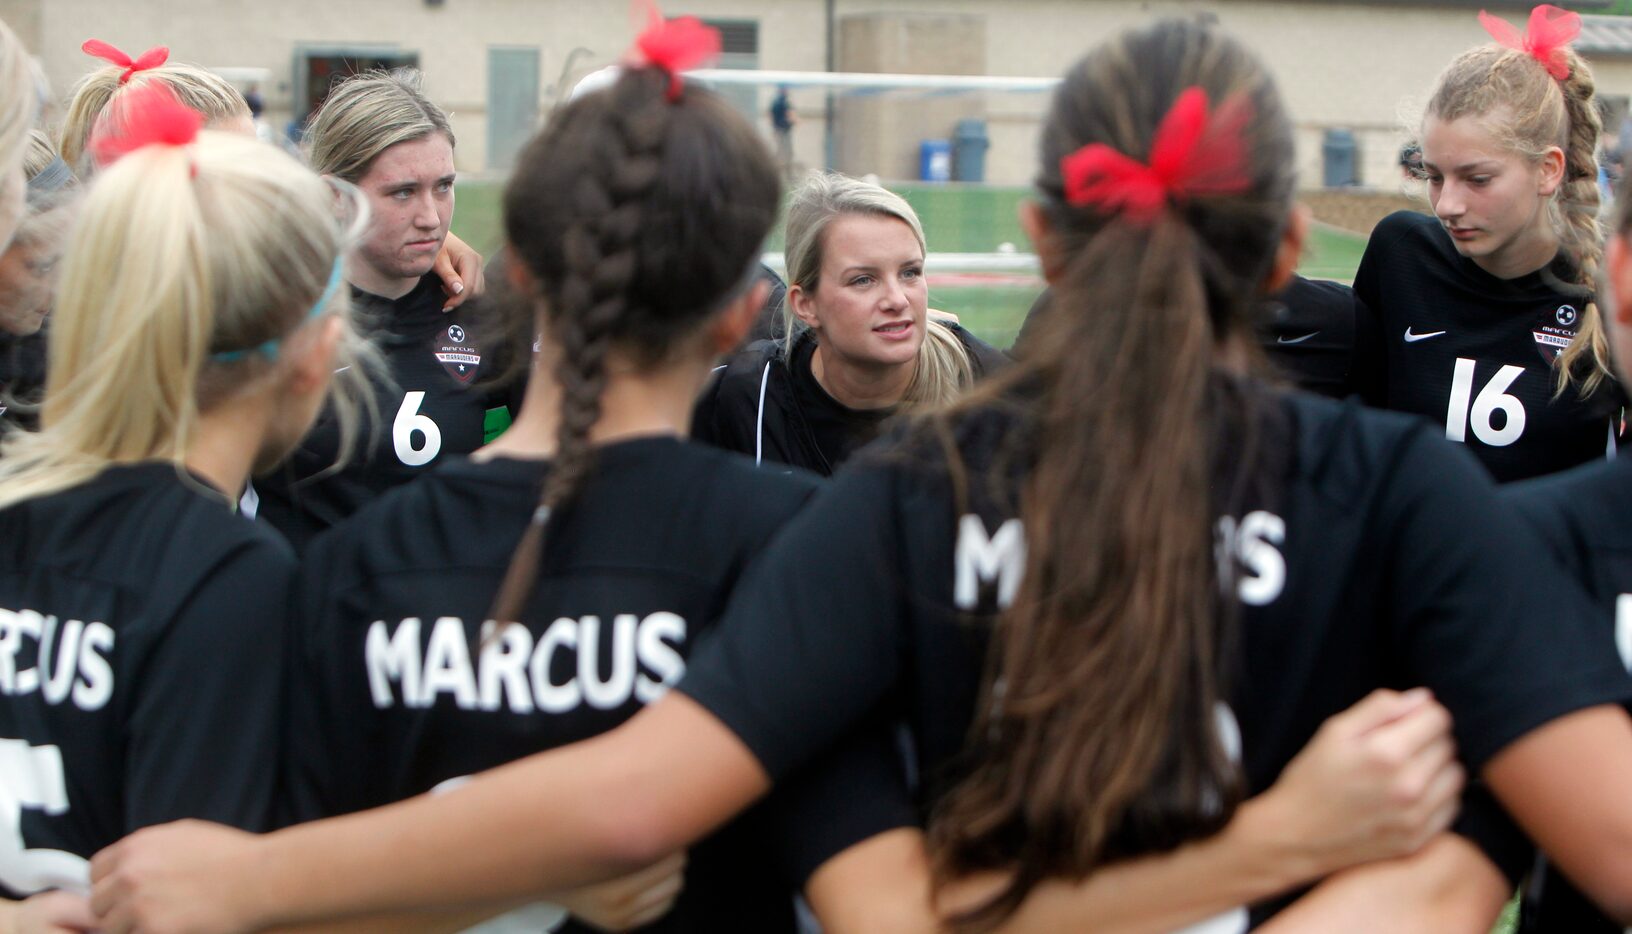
<box><xmin>487</xmin><ymin>66</ymin><xmax>779</xmax><ymax>625</ymax></box>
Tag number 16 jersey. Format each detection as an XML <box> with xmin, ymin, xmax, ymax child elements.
<box><xmin>1353</xmin><ymin>210</ymin><xmax>1622</xmax><ymax>483</ymax></box>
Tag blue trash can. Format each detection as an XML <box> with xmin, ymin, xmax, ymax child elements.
<box><xmin>952</xmin><ymin>118</ymin><xmax>989</xmax><ymax>182</ymax></box>
<box><xmin>920</xmin><ymin>139</ymin><xmax>952</xmax><ymax>183</ymax></box>
<box><xmin>1322</xmin><ymin>128</ymin><xmax>1359</xmax><ymax>187</ymax></box>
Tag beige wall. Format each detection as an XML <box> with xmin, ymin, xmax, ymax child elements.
<box><xmin>1</xmin><ymin>0</ymin><xmax>1628</xmax><ymax>188</ymax></box>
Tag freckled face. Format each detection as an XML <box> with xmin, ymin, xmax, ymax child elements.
<box><xmin>1421</xmin><ymin>115</ymin><xmax>1560</xmax><ymax>275</ymax></box>
<box><xmin>353</xmin><ymin>134</ymin><xmax>456</xmax><ymax>291</ymax></box>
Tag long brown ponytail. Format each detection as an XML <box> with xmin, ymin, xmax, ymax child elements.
<box><xmin>486</xmin><ymin>66</ymin><xmax>779</xmax><ymax>626</ymax></box>
<box><xmin>926</xmin><ymin>20</ymin><xmax>1296</xmax><ymax>928</ymax></box>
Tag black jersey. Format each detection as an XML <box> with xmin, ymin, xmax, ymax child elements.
<box><xmin>0</xmin><ymin>328</ymin><xmax>46</xmax><ymax>436</ymax></box>
<box><xmin>1353</xmin><ymin>211</ymin><xmax>1623</xmax><ymax>483</ymax></box>
<box><xmin>678</xmin><ymin>387</ymin><xmax>1632</xmax><ymax>920</ymax></box>
<box><xmin>692</xmin><ymin>325</ymin><xmax>1008</xmax><ymax>477</ymax></box>
<box><xmin>1505</xmin><ymin>455</ymin><xmax>1632</xmax><ymax>933</ymax></box>
<box><xmin>285</xmin><ymin>438</ymin><xmax>819</xmax><ymax>932</ymax></box>
<box><xmin>253</xmin><ymin>274</ymin><xmax>518</xmax><ymax>552</ymax></box>
<box><xmin>1259</xmin><ymin>276</ymin><xmax>1380</xmax><ymax>400</ymax></box>
<box><xmin>0</xmin><ymin>463</ymin><xmax>290</xmax><ymax>899</ymax></box>
<box><xmin>1015</xmin><ymin>278</ymin><xmax>1376</xmax><ymax>400</ymax></box>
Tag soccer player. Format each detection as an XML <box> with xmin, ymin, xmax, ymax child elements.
<box><xmin>281</xmin><ymin>27</ymin><xmax>817</xmax><ymax>932</ymax></box>
<box><xmin>1353</xmin><ymin>4</ymin><xmax>1622</xmax><ymax>483</ymax></box>
<box><xmin>693</xmin><ymin>173</ymin><xmax>1006</xmax><ymax>476</ymax></box>
<box><xmin>251</xmin><ymin>70</ymin><xmax>518</xmax><ymax>552</ymax></box>
<box><xmin>86</xmin><ymin>21</ymin><xmax>1563</xmax><ymax>933</ymax></box>
<box><xmin>0</xmin><ymin>86</ymin><xmax>367</xmax><ymax>930</ymax></box>
<box><xmin>0</xmin><ymin>135</ymin><xmax>74</xmax><ymax>439</ymax></box>
<box><xmin>1501</xmin><ymin>166</ymin><xmax>1632</xmax><ymax>932</ymax></box>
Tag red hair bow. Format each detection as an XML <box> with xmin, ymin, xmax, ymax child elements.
<box><xmin>89</xmin><ymin>83</ymin><xmax>204</xmax><ymax>169</ymax></box>
<box><xmin>1478</xmin><ymin>4</ymin><xmax>1580</xmax><ymax>81</ymax></box>
<box><xmin>1060</xmin><ymin>87</ymin><xmax>1253</xmax><ymax>224</ymax></box>
<box><xmin>633</xmin><ymin>5</ymin><xmax>722</xmax><ymax>101</ymax></box>
<box><xmin>81</xmin><ymin>38</ymin><xmax>170</xmax><ymax>85</ymax></box>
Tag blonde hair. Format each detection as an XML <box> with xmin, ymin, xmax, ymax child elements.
<box><xmin>0</xmin><ymin>131</ymin><xmax>372</xmax><ymax>509</ymax></box>
<box><xmin>782</xmin><ymin>172</ymin><xmax>973</xmax><ymax>407</ymax></box>
<box><xmin>21</xmin><ymin>130</ymin><xmax>54</xmax><ymax>179</ymax></box>
<box><xmin>307</xmin><ymin>69</ymin><xmax>454</xmax><ymax>183</ymax></box>
<box><xmin>1427</xmin><ymin>43</ymin><xmax>1610</xmax><ymax>395</ymax></box>
<box><xmin>58</xmin><ymin>60</ymin><xmax>248</xmax><ymax>174</ymax></box>
<box><xmin>0</xmin><ymin>18</ymin><xmax>44</xmax><ymax>242</ymax></box>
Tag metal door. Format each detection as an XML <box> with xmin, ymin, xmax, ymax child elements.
<box><xmin>487</xmin><ymin>47</ymin><xmax>540</xmax><ymax>172</ymax></box>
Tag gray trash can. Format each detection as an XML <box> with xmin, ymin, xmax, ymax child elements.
<box><xmin>1322</xmin><ymin>128</ymin><xmax>1359</xmax><ymax>187</ymax></box>
<box><xmin>952</xmin><ymin>118</ymin><xmax>989</xmax><ymax>183</ymax></box>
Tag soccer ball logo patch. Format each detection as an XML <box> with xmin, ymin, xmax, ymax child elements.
<box><xmin>1557</xmin><ymin>305</ymin><xmax>1578</xmax><ymax>327</ymax></box>
<box><xmin>448</xmin><ymin>325</ymin><xmax>466</xmax><ymax>343</ymax></box>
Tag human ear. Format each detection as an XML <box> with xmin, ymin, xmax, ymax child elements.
<box><xmin>1262</xmin><ymin>204</ymin><xmax>1311</xmax><ymax>294</ymax></box>
<box><xmin>1018</xmin><ymin>200</ymin><xmax>1067</xmax><ymax>284</ymax></box>
<box><xmin>789</xmin><ymin>282</ymin><xmax>822</xmax><ymax>331</ymax></box>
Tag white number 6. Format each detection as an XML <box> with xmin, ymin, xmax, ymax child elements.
<box><xmin>0</xmin><ymin>738</ymin><xmax>88</xmax><ymax>895</ymax></box>
<box><xmin>393</xmin><ymin>391</ymin><xmax>443</xmax><ymax>467</ymax></box>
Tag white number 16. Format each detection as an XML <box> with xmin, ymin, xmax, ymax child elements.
<box><xmin>1445</xmin><ymin>358</ymin><xmax>1526</xmax><ymax>447</ymax></box>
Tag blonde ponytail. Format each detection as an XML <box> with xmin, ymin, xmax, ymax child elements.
<box><xmin>0</xmin><ymin>131</ymin><xmax>370</xmax><ymax>510</ymax></box>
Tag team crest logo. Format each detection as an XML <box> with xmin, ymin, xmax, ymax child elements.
<box><xmin>434</xmin><ymin>323</ymin><xmax>482</xmax><ymax>383</ymax></box>
<box><xmin>1557</xmin><ymin>305</ymin><xmax>1578</xmax><ymax>326</ymax></box>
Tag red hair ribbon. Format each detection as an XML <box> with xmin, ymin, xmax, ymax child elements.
<box><xmin>81</xmin><ymin>39</ymin><xmax>170</xmax><ymax>85</ymax></box>
<box><xmin>1478</xmin><ymin>5</ymin><xmax>1580</xmax><ymax>81</ymax></box>
<box><xmin>632</xmin><ymin>5</ymin><xmax>722</xmax><ymax>101</ymax></box>
<box><xmin>1060</xmin><ymin>87</ymin><xmax>1253</xmax><ymax>224</ymax></box>
<box><xmin>89</xmin><ymin>83</ymin><xmax>204</xmax><ymax>170</ymax></box>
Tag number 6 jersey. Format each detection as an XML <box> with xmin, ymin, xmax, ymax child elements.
<box><xmin>254</xmin><ymin>274</ymin><xmax>522</xmax><ymax>552</ymax></box>
<box><xmin>1353</xmin><ymin>210</ymin><xmax>1624</xmax><ymax>483</ymax></box>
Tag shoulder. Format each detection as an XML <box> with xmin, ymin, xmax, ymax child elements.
<box><xmin>668</xmin><ymin>441</ymin><xmax>824</xmax><ymax>521</ymax></box>
<box><xmin>1282</xmin><ymin>391</ymin><xmax>1450</xmax><ymax>495</ymax></box>
<box><xmin>942</xmin><ymin>321</ymin><xmax>1011</xmax><ymax>376</ymax></box>
<box><xmin>304</xmin><ymin>458</ymin><xmax>481</xmax><ymax>570</ymax></box>
<box><xmin>695</xmin><ymin>338</ymin><xmax>796</xmax><ymax>425</ymax></box>
<box><xmin>1504</xmin><ymin>456</ymin><xmax>1632</xmax><ymax>554</ymax></box>
<box><xmin>1370</xmin><ymin>209</ymin><xmax>1440</xmax><ymax>246</ymax></box>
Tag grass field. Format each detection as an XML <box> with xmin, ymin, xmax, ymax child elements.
<box><xmin>451</xmin><ymin>180</ymin><xmax>1369</xmax><ymax>351</ymax></box>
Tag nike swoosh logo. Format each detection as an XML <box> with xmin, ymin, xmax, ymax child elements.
<box><xmin>1277</xmin><ymin>332</ymin><xmax>1320</xmax><ymax>344</ymax></box>
<box><xmin>1404</xmin><ymin>328</ymin><xmax>1447</xmax><ymax>343</ymax></box>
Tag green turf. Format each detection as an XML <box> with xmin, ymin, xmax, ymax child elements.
<box><xmin>450</xmin><ymin>180</ymin><xmax>1372</xmax><ymax>350</ymax></box>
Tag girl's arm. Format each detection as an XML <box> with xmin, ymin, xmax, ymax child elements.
<box><xmin>90</xmin><ymin>695</ymin><xmax>754</xmax><ymax>934</ymax></box>
<box><xmin>1483</xmin><ymin>703</ymin><xmax>1632</xmax><ymax>922</ymax></box>
<box><xmin>809</xmin><ymin>688</ymin><xmax>1465</xmax><ymax>934</ymax></box>
<box><xmin>0</xmin><ymin>892</ymin><xmax>98</xmax><ymax>934</ymax></box>
<box><xmin>1255</xmin><ymin>835</ymin><xmax>1508</xmax><ymax>934</ymax></box>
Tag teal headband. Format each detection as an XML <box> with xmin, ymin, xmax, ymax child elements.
<box><xmin>213</xmin><ymin>256</ymin><xmax>345</xmax><ymax>363</ymax></box>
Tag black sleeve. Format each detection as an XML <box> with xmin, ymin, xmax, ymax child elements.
<box><xmin>124</xmin><ymin>539</ymin><xmax>292</xmax><ymax>834</ymax></box>
<box><xmin>760</xmin><ymin>716</ymin><xmax>918</xmax><ymax>888</ymax></box>
<box><xmin>679</xmin><ymin>462</ymin><xmax>909</xmax><ymax>782</ymax></box>
<box><xmin>948</xmin><ymin>323</ymin><xmax>1010</xmax><ymax>378</ymax></box>
<box><xmin>1347</xmin><ymin>288</ymin><xmax>1385</xmax><ymax>405</ymax></box>
<box><xmin>1380</xmin><ymin>432</ymin><xmax>1632</xmax><ymax>772</ymax></box>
